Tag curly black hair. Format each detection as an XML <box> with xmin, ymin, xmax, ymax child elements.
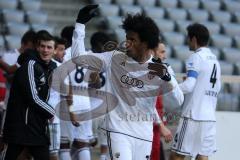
<box><xmin>122</xmin><ymin>13</ymin><xmax>160</xmax><ymax>49</ymax></box>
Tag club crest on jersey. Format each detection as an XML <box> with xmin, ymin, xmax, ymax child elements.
<box><xmin>147</xmin><ymin>73</ymin><xmax>155</xmax><ymax>80</ymax></box>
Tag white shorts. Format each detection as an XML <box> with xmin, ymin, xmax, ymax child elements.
<box><xmin>171</xmin><ymin>117</ymin><xmax>217</xmax><ymax>158</ymax></box>
<box><xmin>107</xmin><ymin>131</ymin><xmax>152</xmax><ymax>160</ymax></box>
<box><xmin>49</xmin><ymin>123</ymin><xmax>60</xmax><ymax>153</ymax></box>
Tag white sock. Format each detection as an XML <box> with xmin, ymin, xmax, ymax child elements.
<box><xmin>78</xmin><ymin>148</ymin><xmax>91</xmax><ymax>160</ymax></box>
<box><xmin>100</xmin><ymin>154</ymin><xmax>107</xmax><ymax>160</ymax></box>
<box><xmin>59</xmin><ymin>149</ymin><xmax>71</xmax><ymax>160</ymax></box>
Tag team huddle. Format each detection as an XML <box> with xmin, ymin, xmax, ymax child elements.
<box><xmin>0</xmin><ymin>4</ymin><xmax>221</xmax><ymax>160</ymax></box>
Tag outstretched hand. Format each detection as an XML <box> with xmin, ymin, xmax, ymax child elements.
<box><xmin>148</xmin><ymin>58</ymin><xmax>171</xmax><ymax>81</ymax></box>
<box><xmin>76</xmin><ymin>4</ymin><xmax>99</xmax><ymax>24</ymax></box>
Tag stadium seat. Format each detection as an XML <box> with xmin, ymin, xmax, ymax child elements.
<box><xmin>234</xmin><ymin>62</ymin><xmax>240</xmax><ymax>74</ymax></box>
<box><xmin>222</xmin><ymin>0</ymin><xmax>240</xmax><ymax>13</ymax></box>
<box><xmin>2</xmin><ymin>9</ymin><xmax>25</xmax><ymax>23</ymax></box>
<box><xmin>233</xmin><ymin>11</ymin><xmax>240</xmax><ymax>23</ymax></box>
<box><xmin>179</xmin><ymin>0</ymin><xmax>200</xmax><ymax>9</ymax></box>
<box><xmin>20</xmin><ymin>0</ymin><xmax>41</xmax><ymax>11</ymax></box>
<box><xmin>31</xmin><ymin>24</ymin><xmax>54</xmax><ymax>35</ymax></box>
<box><xmin>229</xmin><ymin>83</ymin><xmax>240</xmax><ymax>94</ymax></box>
<box><xmin>188</xmin><ymin>9</ymin><xmax>209</xmax><ymax>22</ymax></box>
<box><xmin>7</xmin><ymin>22</ymin><xmax>30</xmax><ymax>36</ymax></box>
<box><xmin>143</xmin><ymin>6</ymin><xmax>165</xmax><ymax>18</ymax></box>
<box><xmin>114</xmin><ymin>0</ymin><xmax>134</xmax><ymax>5</ymax></box>
<box><xmin>0</xmin><ymin>36</ymin><xmax>4</xmax><ymax>48</ymax></box>
<box><xmin>26</xmin><ymin>11</ymin><xmax>48</xmax><ymax>24</ymax></box>
<box><xmin>106</xmin><ymin>16</ymin><xmax>123</xmax><ymax>29</ymax></box>
<box><xmin>172</xmin><ymin>45</ymin><xmax>193</xmax><ymax>61</ymax></box>
<box><xmin>0</xmin><ymin>0</ymin><xmax>17</xmax><ymax>9</ymax></box>
<box><xmin>219</xmin><ymin>60</ymin><xmax>234</xmax><ymax>75</ymax></box>
<box><xmin>201</xmin><ymin>21</ymin><xmax>221</xmax><ymax>35</ymax></box>
<box><xmin>209</xmin><ymin>47</ymin><xmax>221</xmax><ymax>59</ymax></box>
<box><xmin>162</xmin><ymin>32</ymin><xmax>185</xmax><ymax>46</ymax></box>
<box><xmin>166</xmin><ymin>8</ymin><xmax>188</xmax><ymax>21</ymax></box>
<box><xmin>211</xmin><ymin>34</ymin><xmax>232</xmax><ymax>49</ymax></box>
<box><xmin>166</xmin><ymin>58</ymin><xmax>183</xmax><ymax>73</ymax></box>
<box><xmin>91</xmin><ymin>0</ymin><xmax>112</xmax><ymax>4</ymax></box>
<box><xmin>234</xmin><ymin>36</ymin><xmax>240</xmax><ymax>48</ymax></box>
<box><xmin>222</xmin><ymin>23</ymin><xmax>240</xmax><ymax>37</ymax></box>
<box><xmin>210</xmin><ymin>10</ymin><xmax>232</xmax><ymax>23</ymax></box>
<box><xmin>114</xmin><ymin>28</ymin><xmax>125</xmax><ymax>44</ymax></box>
<box><xmin>200</xmin><ymin>0</ymin><xmax>221</xmax><ymax>11</ymax></box>
<box><xmin>158</xmin><ymin>0</ymin><xmax>178</xmax><ymax>8</ymax></box>
<box><xmin>217</xmin><ymin>93</ymin><xmax>239</xmax><ymax>111</ymax></box>
<box><xmin>221</xmin><ymin>47</ymin><xmax>240</xmax><ymax>64</ymax></box>
<box><xmin>175</xmin><ymin>20</ymin><xmax>192</xmax><ymax>33</ymax></box>
<box><xmin>143</xmin><ymin>6</ymin><xmax>165</xmax><ymax>19</ymax></box>
<box><xmin>120</xmin><ymin>5</ymin><xmax>142</xmax><ymax>16</ymax></box>
<box><xmin>5</xmin><ymin>35</ymin><xmax>21</xmax><ymax>50</ymax></box>
<box><xmin>136</xmin><ymin>0</ymin><xmax>156</xmax><ymax>7</ymax></box>
<box><xmin>154</xmin><ymin>18</ymin><xmax>175</xmax><ymax>32</ymax></box>
<box><xmin>98</xmin><ymin>4</ymin><xmax>119</xmax><ymax>17</ymax></box>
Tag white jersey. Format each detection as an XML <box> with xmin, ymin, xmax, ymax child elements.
<box><xmin>181</xmin><ymin>47</ymin><xmax>221</xmax><ymax>121</ymax></box>
<box><xmin>71</xmin><ymin>23</ymin><xmax>183</xmax><ymax>141</ymax></box>
<box><xmin>48</xmin><ymin>59</ymin><xmax>62</xmax><ymax>124</ymax></box>
<box><xmin>63</xmin><ymin>47</ymin><xmax>92</xmax><ymax>113</ymax></box>
<box><xmin>2</xmin><ymin>49</ymin><xmax>20</xmax><ymax>65</ymax></box>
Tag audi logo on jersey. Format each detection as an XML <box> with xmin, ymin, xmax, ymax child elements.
<box><xmin>120</xmin><ymin>75</ymin><xmax>144</xmax><ymax>88</ymax></box>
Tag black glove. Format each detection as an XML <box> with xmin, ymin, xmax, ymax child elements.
<box><xmin>76</xmin><ymin>4</ymin><xmax>99</xmax><ymax>24</ymax></box>
<box><xmin>148</xmin><ymin>58</ymin><xmax>171</xmax><ymax>81</ymax></box>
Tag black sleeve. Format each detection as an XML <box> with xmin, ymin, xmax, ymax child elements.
<box><xmin>23</xmin><ymin>60</ymin><xmax>55</xmax><ymax>119</ymax></box>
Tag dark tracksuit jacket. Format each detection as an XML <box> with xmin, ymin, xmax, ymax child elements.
<box><xmin>3</xmin><ymin>49</ymin><xmax>57</xmax><ymax>146</ymax></box>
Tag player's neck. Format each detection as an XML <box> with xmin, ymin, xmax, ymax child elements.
<box><xmin>134</xmin><ymin>53</ymin><xmax>151</xmax><ymax>64</ymax></box>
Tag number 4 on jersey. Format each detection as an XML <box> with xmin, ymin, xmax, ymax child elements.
<box><xmin>210</xmin><ymin>64</ymin><xmax>217</xmax><ymax>88</ymax></box>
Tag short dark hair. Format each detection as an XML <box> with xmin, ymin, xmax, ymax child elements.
<box><xmin>61</xmin><ymin>25</ymin><xmax>74</xmax><ymax>48</ymax></box>
<box><xmin>90</xmin><ymin>31</ymin><xmax>112</xmax><ymax>53</ymax></box>
<box><xmin>54</xmin><ymin>36</ymin><xmax>67</xmax><ymax>48</ymax></box>
<box><xmin>36</xmin><ymin>30</ymin><xmax>55</xmax><ymax>46</ymax></box>
<box><xmin>187</xmin><ymin>23</ymin><xmax>210</xmax><ymax>46</ymax></box>
<box><xmin>122</xmin><ymin>13</ymin><xmax>160</xmax><ymax>49</ymax></box>
<box><xmin>21</xmin><ymin>30</ymin><xmax>36</xmax><ymax>45</ymax></box>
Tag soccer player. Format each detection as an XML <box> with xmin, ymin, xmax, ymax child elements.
<box><xmin>48</xmin><ymin>37</ymin><xmax>67</xmax><ymax>160</ymax></box>
<box><xmin>151</xmin><ymin>42</ymin><xmax>176</xmax><ymax>160</ymax></box>
<box><xmin>169</xmin><ymin>23</ymin><xmax>221</xmax><ymax>160</ymax></box>
<box><xmin>69</xmin><ymin>5</ymin><xmax>184</xmax><ymax>160</ymax></box>
<box><xmin>2</xmin><ymin>30</ymin><xmax>56</xmax><ymax>160</ymax></box>
<box><xmin>89</xmin><ymin>31</ymin><xmax>115</xmax><ymax>160</ymax></box>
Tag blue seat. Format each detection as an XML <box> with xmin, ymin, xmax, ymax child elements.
<box><xmin>0</xmin><ymin>0</ymin><xmax>17</xmax><ymax>9</ymax></box>
<box><xmin>222</xmin><ymin>47</ymin><xmax>240</xmax><ymax>64</ymax></box>
<box><xmin>143</xmin><ymin>6</ymin><xmax>165</xmax><ymax>19</ymax></box>
<box><xmin>120</xmin><ymin>5</ymin><xmax>142</xmax><ymax>16</ymax></box>
<box><xmin>99</xmin><ymin>4</ymin><xmax>119</xmax><ymax>16</ymax></box>
<box><xmin>154</xmin><ymin>18</ymin><xmax>175</xmax><ymax>32</ymax></box>
<box><xmin>20</xmin><ymin>0</ymin><xmax>41</xmax><ymax>11</ymax></box>
<box><xmin>7</xmin><ymin>22</ymin><xmax>30</xmax><ymax>36</ymax></box>
<box><xmin>179</xmin><ymin>0</ymin><xmax>200</xmax><ymax>9</ymax></box>
<box><xmin>166</xmin><ymin>8</ymin><xmax>188</xmax><ymax>21</ymax></box>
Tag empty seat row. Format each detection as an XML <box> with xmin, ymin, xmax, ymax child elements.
<box><xmin>99</xmin><ymin>4</ymin><xmax>240</xmax><ymax>25</ymax></box>
<box><xmin>1</xmin><ymin>9</ymin><xmax>47</xmax><ymax>24</ymax></box>
<box><xmin>1</xmin><ymin>23</ymin><xmax>54</xmax><ymax>50</ymax></box>
<box><xmin>93</xmin><ymin>0</ymin><xmax>240</xmax><ymax>14</ymax></box>
<box><xmin>0</xmin><ymin>0</ymin><xmax>41</xmax><ymax>11</ymax></box>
